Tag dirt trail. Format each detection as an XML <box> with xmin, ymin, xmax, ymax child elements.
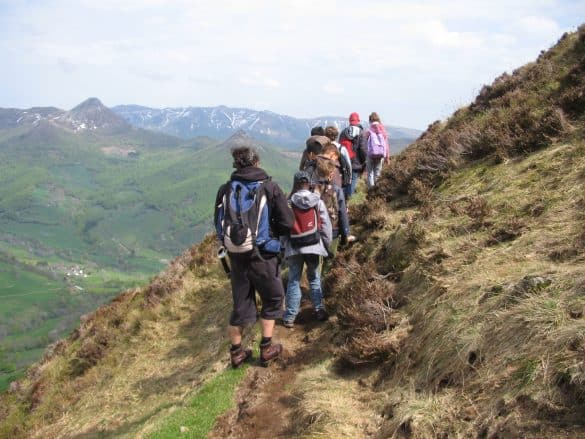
<box><xmin>209</xmin><ymin>304</ymin><xmax>335</xmax><ymax>438</ymax></box>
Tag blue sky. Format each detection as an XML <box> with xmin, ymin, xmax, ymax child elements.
<box><xmin>0</xmin><ymin>0</ymin><xmax>583</xmax><ymax>129</ymax></box>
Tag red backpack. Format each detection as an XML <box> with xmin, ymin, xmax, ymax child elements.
<box><xmin>340</xmin><ymin>125</ymin><xmax>362</xmax><ymax>160</ymax></box>
<box><xmin>290</xmin><ymin>205</ymin><xmax>321</xmax><ymax>248</ymax></box>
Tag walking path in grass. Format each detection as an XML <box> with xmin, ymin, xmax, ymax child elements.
<box><xmin>209</xmin><ymin>303</ymin><xmax>336</xmax><ymax>438</ymax></box>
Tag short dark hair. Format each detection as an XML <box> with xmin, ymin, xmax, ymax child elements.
<box><xmin>310</xmin><ymin>126</ymin><xmax>325</xmax><ymax>136</ymax></box>
<box><xmin>231</xmin><ymin>146</ymin><xmax>259</xmax><ymax>169</ymax></box>
<box><xmin>324</xmin><ymin>126</ymin><xmax>339</xmax><ymax>141</ymax></box>
<box><xmin>306</xmin><ymin>140</ymin><xmax>324</xmax><ymax>155</ymax></box>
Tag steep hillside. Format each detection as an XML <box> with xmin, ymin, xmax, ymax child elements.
<box><xmin>113</xmin><ymin>104</ymin><xmax>421</xmax><ymax>151</ymax></box>
<box><xmin>1</xmin><ymin>25</ymin><xmax>584</xmax><ymax>439</ymax></box>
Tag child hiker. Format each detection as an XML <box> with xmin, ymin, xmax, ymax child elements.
<box><xmin>281</xmin><ymin>171</ymin><xmax>332</xmax><ymax>327</ymax></box>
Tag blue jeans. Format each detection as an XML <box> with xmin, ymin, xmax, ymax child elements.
<box><xmin>347</xmin><ymin>170</ymin><xmax>361</xmax><ymax>198</ymax></box>
<box><xmin>284</xmin><ymin>254</ymin><xmax>323</xmax><ymax>322</ymax></box>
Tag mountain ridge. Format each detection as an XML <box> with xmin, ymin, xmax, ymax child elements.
<box><xmin>1</xmin><ymin>100</ymin><xmax>421</xmax><ymax>152</ymax></box>
<box><xmin>112</xmin><ymin>103</ymin><xmax>422</xmax><ymax>149</ymax></box>
<box><xmin>0</xmin><ymin>98</ymin><xmax>130</xmax><ymax>135</ymax></box>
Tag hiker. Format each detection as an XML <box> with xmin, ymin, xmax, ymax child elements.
<box><xmin>313</xmin><ymin>156</ymin><xmax>351</xmax><ymax>279</ymax></box>
<box><xmin>214</xmin><ymin>146</ymin><xmax>295</xmax><ymax>368</ymax></box>
<box><xmin>310</xmin><ymin>126</ymin><xmax>325</xmax><ymax>136</ymax></box>
<box><xmin>282</xmin><ymin>171</ymin><xmax>332</xmax><ymax>328</ymax></box>
<box><xmin>338</xmin><ymin>112</ymin><xmax>366</xmax><ymax>198</ymax></box>
<box><xmin>299</xmin><ymin>128</ymin><xmax>327</xmax><ymax>170</ymax></box>
<box><xmin>362</xmin><ymin>112</ymin><xmax>390</xmax><ymax>188</ymax></box>
<box><xmin>318</xmin><ymin>143</ymin><xmax>343</xmax><ymax>188</ymax></box>
<box><xmin>324</xmin><ymin>126</ymin><xmax>352</xmax><ymax>195</ymax></box>
<box><xmin>300</xmin><ymin>135</ymin><xmax>329</xmax><ymax>182</ymax></box>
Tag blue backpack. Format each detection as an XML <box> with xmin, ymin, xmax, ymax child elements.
<box><xmin>215</xmin><ymin>179</ymin><xmax>280</xmax><ymax>255</ymax></box>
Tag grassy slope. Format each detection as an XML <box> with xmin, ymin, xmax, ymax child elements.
<box><xmin>1</xmin><ymin>25</ymin><xmax>584</xmax><ymax>439</ymax></box>
<box><xmin>0</xmin><ymin>237</ymin><xmax>236</xmax><ymax>438</ymax></box>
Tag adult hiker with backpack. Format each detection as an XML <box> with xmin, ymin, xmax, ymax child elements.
<box><xmin>338</xmin><ymin>112</ymin><xmax>366</xmax><ymax>198</ymax></box>
<box><xmin>324</xmin><ymin>125</ymin><xmax>352</xmax><ymax>195</ymax></box>
<box><xmin>281</xmin><ymin>170</ymin><xmax>332</xmax><ymax>328</ymax></box>
<box><xmin>361</xmin><ymin>112</ymin><xmax>390</xmax><ymax>188</ymax></box>
<box><xmin>313</xmin><ymin>155</ymin><xmax>351</xmax><ymax>279</ymax></box>
<box><xmin>214</xmin><ymin>146</ymin><xmax>294</xmax><ymax>368</ymax></box>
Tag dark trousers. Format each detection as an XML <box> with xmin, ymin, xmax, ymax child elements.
<box><xmin>228</xmin><ymin>253</ymin><xmax>284</xmax><ymax>326</ymax></box>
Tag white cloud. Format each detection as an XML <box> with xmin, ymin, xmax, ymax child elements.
<box><xmin>517</xmin><ymin>16</ymin><xmax>560</xmax><ymax>35</ymax></box>
<box><xmin>323</xmin><ymin>83</ymin><xmax>344</xmax><ymax>95</ymax></box>
<box><xmin>410</xmin><ymin>20</ymin><xmax>485</xmax><ymax>48</ymax></box>
<box><xmin>239</xmin><ymin>74</ymin><xmax>281</xmax><ymax>89</ymax></box>
<box><xmin>1</xmin><ymin>0</ymin><xmax>582</xmax><ymax>129</ymax></box>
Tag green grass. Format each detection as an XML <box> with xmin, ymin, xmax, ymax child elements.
<box><xmin>147</xmin><ymin>366</ymin><xmax>247</xmax><ymax>439</ymax></box>
<box><xmin>0</xmin><ymin>370</ymin><xmax>24</xmax><ymax>392</ymax></box>
<box><xmin>0</xmin><ymin>123</ymin><xmax>298</xmax><ymax>390</ymax></box>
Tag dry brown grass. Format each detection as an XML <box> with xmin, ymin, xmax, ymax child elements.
<box><xmin>0</xmin><ymin>236</ymin><xmax>231</xmax><ymax>438</ymax></box>
<box><xmin>288</xmin><ymin>360</ymin><xmax>383</xmax><ymax>438</ymax></box>
<box><xmin>340</xmin><ymin>137</ymin><xmax>585</xmax><ymax>437</ymax></box>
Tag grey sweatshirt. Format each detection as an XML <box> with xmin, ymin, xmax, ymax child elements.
<box><xmin>282</xmin><ymin>189</ymin><xmax>332</xmax><ymax>258</ymax></box>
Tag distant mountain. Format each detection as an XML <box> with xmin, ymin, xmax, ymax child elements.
<box><xmin>0</xmin><ymin>98</ymin><xmax>130</xmax><ymax>135</ymax></box>
<box><xmin>112</xmin><ymin>104</ymin><xmax>422</xmax><ymax>150</ymax></box>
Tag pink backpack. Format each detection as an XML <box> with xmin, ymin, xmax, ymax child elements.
<box><xmin>367</xmin><ymin>131</ymin><xmax>386</xmax><ymax>159</ymax></box>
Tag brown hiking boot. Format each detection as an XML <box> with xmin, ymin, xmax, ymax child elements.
<box><xmin>260</xmin><ymin>342</ymin><xmax>283</xmax><ymax>367</ymax></box>
<box><xmin>230</xmin><ymin>347</ymin><xmax>252</xmax><ymax>368</ymax></box>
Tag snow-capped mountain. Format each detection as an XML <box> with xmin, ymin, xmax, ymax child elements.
<box><xmin>113</xmin><ymin>104</ymin><xmax>421</xmax><ymax>149</ymax></box>
<box><xmin>0</xmin><ymin>98</ymin><xmax>130</xmax><ymax>134</ymax></box>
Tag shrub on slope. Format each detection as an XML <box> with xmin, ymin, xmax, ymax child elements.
<box><xmin>325</xmin><ymin>25</ymin><xmax>585</xmax><ymax>438</ymax></box>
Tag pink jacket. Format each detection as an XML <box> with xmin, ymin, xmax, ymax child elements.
<box><xmin>362</xmin><ymin>121</ymin><xmax>390</xmax><ymax>158</ymax></box>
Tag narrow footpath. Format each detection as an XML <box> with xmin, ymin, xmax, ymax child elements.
<box><xmin>209</xmin><ymin>304</ymin><xmax>336</xmax><ymax>438</ymax></box>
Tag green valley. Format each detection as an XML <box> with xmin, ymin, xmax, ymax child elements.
<box><xmin>0</xmin><ymin>101</ymin><xmax>299</xmax><ymax>390</ymax></box>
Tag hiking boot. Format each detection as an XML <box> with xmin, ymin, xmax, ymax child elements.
<box><xmin>230</xmin><ymin>347</ymin><xmax>252</xmax><ymax>369</ymax></box>
<box><xmin>315</xmin><ymin>308</ymin><xmax>329</xmax><ymax>322</ymax></box>
<box><xmin>260</xmin><ymin>342</ymin><xmax>283</xmax><ymax>367</ymax></box>
<box><xmin>282</xmin><ymin>320</ymin><xmax>294</xmax><ymax>329</ymax></box>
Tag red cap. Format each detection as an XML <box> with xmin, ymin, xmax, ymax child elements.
<box><xmin>349</xmin><ymin>112</ymin><xmax>360</xmax><ymax>124</ymax></box>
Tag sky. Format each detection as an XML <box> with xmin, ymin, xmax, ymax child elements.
<box><xmin>0</xmin><ymin>1</ymin><xmax>583</xmax><ymax>130</ymax></box>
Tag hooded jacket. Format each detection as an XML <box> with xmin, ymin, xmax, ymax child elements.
<box><xmin>361</xmin><ymin>121</ymin><xmax>390</xmax><ymax>159</ymax></box>
<box><xmin>339</xmin><ymin>124</ymin><xmax>366</xmax><ymax>172</ymax></box>
<box><xmin>214</xmin><ymin>166</ymin><xmax>295</xmax><ymax>254</ymax></box>
<box><xmin>282</xmin><ymin>189</ymin><xmax>332</xmax><ymax>258</ymax></box>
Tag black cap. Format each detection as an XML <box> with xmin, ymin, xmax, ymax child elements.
<box><xmin>294</xmin><ymin>170</ymin><xmax>311</xmax><ymax>184</ymax></box>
